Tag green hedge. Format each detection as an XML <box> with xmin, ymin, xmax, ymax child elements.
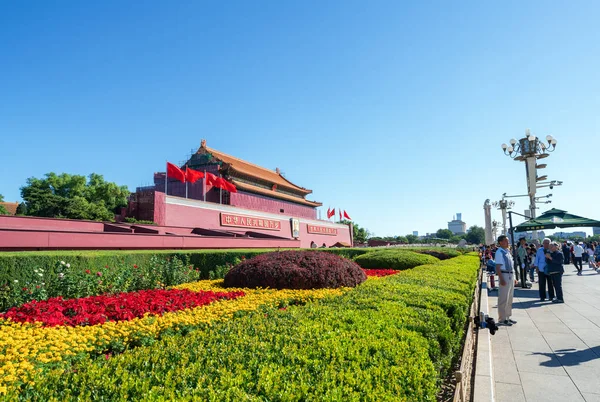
<box><xmin>16</xmin><ymin>255</ymin><xmax>480</xmax><ymax>401</ymax></box>
<box><xmin>353</xmin><ymin>249</ymin><xmax>440</xmax><ymax>270</ymax></box>
<box><xmin>0</xmin><ymin>249</ymin><xmax>371</xmax><ymax>284</ymax></box>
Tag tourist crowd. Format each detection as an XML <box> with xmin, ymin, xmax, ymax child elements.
<box><xmin>479</xmin><ymin>237</ymin><xmax>599</xmax><ymax>326</ymax></box>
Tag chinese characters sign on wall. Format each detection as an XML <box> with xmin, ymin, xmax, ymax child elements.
<box><xmin>220</xmin><ymin>213</ymin><xmax>281</xmax><ymax>231</ymax></box>
<box><xmin>306</xmin><ymin>225</ymin><xmax>338</xmax><ymax>236</ymax></box>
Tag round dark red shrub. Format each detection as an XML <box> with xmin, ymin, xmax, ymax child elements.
<box><xmin>223</xmin><ymin>250</ymin><xmax>367</xmax><ymax>289</ymax></box>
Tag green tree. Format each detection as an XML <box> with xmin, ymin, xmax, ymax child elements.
<box><xmin>15</xmin><ymin>202</ymin><xmax>27</xmax><ymax>215</ymax></box>
<box><xmin>449</xmin><ymin>234</ymin><xmax>466</xmax><ymax>244</ymax></box>
<box><xmin>465</xmin><ymin>225</ymin><xmax>485</xmax><ymax>244</ymax></box>
<box><xmin>436</xmin><ymin>229</ymin><xmax>453</xmax><ymax>239</ymax></box>
<box><xmin>340</xmin><ymin>220</ymin><xmax>371</xmax><ymax>244</ymax></box>
<box><xmin>405</xmin><ymin>234</ymin><xmax>419</xmax><ymax>244</ymax></box>
<box><xmin>395</xmin><ymin>236</ymin><xmax>408</xmax><ymax>244</ymax></box>
<box><xmin>0</xmin><ymin>194</ymin><xmax>9</xmax><ymax>215</ymax></box>
<box><xmin>20</xmin><ymin>172</ymin><xmax>129</xmax><ymax>221</ymax></box>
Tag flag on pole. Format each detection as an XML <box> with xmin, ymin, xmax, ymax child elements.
<box><xmin>205</xmin><ymin>172</ymin><xmax>218</xmax><ymax>187</ymax></box>
<box><xmin>185</xmin><ymin>167</ymin><xmax>204</xmax><ymax>183</ymax></box>
<box><xmin>326</xmin><ymin>207</ymin><xmax>331</xmax><ymax>219</ymax></box>
<box><xmin>167</xmin><ymin>162</ymin><xmax>186</xmax><ymax>183</ymax></box>
<box><xmin>339</xmin><ymin>209</ymin><xmax>342</xmax><ymax>221</ymax></box>
<box><xmin>328</xmin><ymin>208</ymin><xmax>335</xmax><ymax>219</ymax></box>
<box><xmin>343</xmin><ymin>210</ymin><xmax>352</xmax><ymax>220</ymax></box>
<box><xmin>222</xmin><ymin>180</ymin><xmax>237</xmax><ymax>193</ymax></box>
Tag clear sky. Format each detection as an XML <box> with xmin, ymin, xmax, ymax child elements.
<box><xmin>1</xmin><ymin>1</ymin><xmax>599</xmax><ymax>237</ymax></box>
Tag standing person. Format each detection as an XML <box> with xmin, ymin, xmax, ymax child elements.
<box><xmin>586</xmin><ymin>243</ymin><xmax>595</xmax><ymax>268</ymax></box>
<box><xmin>533</xmin><ymin>238</ymin><xmax>555</xmax><ymax>301</ymax></box>
<box><xmin>594</xmin><ymin>243</ymin><xmax>600</xmax><ymax>271</ymax></box>
<box><xmin>517</xmin><ymin>237</ymin><xmax>528</xmax><ymax>284</ymax></box>
<box><xmin>528</xmin><ymin>245</ymin><xmax>537</xmax><ymax>282</ymax></box>
<box><xmin>547</xmin><ymin>241</ymin><xmax>565</xmax><ymax>303</ymax></box>
<box><xmin>573</xmin><ymin>242</ymin><xmax>584</xmax><ymax>275</ymax></box>
<box><xmin>562</xmin><ymin>241</ymin><xmax>571</xmax><ymax>265</ymax></box>
<box><xmin>495</xmin><ymin>235</ymin><xmax>517</xmax><ymax>326</ymax></box>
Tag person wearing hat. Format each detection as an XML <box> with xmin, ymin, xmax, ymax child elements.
<box><xmin>573</xmin><ymin>242</ymin><xmax>584</xmax><ymax>275</ymax></box>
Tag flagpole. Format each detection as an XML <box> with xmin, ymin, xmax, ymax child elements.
<box><xmin>185</xmin><ymin>167</ymin><xmax>188</xmax><ymax>199</ymax></box>
<box><xmin>203</xmin><ymin>170</ymin><xmax>206</xmax><ymax>202</ymax></box>
<box><xmin>165</xmin><ymin>161</ymin><xmax>168</xmax><ymax>196</ymax></box>
<box><xmin>219</xmin><ymin>173</ymin><xmax>222</xmax><ymax>204</ymax></box>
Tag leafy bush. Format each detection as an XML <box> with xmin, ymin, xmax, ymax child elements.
<box><xmin>208</xmin><ymin>257</ymin><xmax>241</xmax><ymax>279</ymax></box>
<box><xmin>412</xmin><ymin>249</ymin><xmax>460</xmax><ymax>260</ymax></box>
<box><xmin>353</xmin><ymin>249</ymin><xmax>439</xmax><ymax>270</ymax></box>
<box><xmin>15</xmin><ymin>255</ymin><xmax>480</xmax><ymax>401</ymax></box>
<box><xmin>224</xmin><ymin>250</ymin><xmax>367</xmax><ymax>289</ymax></box>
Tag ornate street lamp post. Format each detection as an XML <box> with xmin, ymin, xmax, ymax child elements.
<box><xmin>501</xmin><ymin>130</ymin><xmax>557</xmax><ymax>239</ymax></box>
<box><xmin>492</xmin><ymin>199</ymin><xmax>515</xmax><ymax>237</ymax></box>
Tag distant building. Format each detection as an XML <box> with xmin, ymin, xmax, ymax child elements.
<box><xmin>593</xmin><ymin>227</ymin><xmax>600</xmax><ymax>236</ymax></box>
<box><xmin>448</xmin><ymin>213</ymin><xmax>466</xmax><ymax>235</ymax></box>
<box><xmin>0</xmin><ymin>202</ymin><xmax>18</xmax><ymax>216</ymax></box>
<box><xmin>412</xmin><ymin>231</ymin><xmax>418</xmax><ymax>236</ymax></box>
<box><xmin>522</xmin><ymin>231</ymin><xmax>546</xmax><ymax>241</ymax></box>
<box><xmin>554</xmin><ymin>231</ymin><xmax>587</xmax><ymax>239</ymax></box>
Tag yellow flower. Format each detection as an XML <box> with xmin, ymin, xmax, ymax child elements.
<box><xmin>0</xmin><ymin>280</ymin><xmax>347</xmax><ymax>394</ymax></box>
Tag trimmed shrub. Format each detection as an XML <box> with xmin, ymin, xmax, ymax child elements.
<box><xmin>223</xmin><ymin>250</ymin><xmax>367</xmax><ymax>289</ymax></box>
<box><xmin>353</xmin><ymin>249</ymin><xmax>439</xmax><ymax>270</ymax></box>
<box><xmin>412</xmin><ymin>249</ymin><xmax>460</xmax><ymax>260</ymax></box>
<box><xmin>15</xmin><ymin>255</ymin><xmax>480</xmax><ymax>401</ymax></box>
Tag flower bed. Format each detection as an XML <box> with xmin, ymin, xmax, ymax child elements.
<box><xmin>362</xmin><ymin>269</ymin><xmax>399</xmax><ymax>277</ymax></box>
<box><xmin>10</xmin><ymin>255</ymin><xmax>479</xmax><ymax>401</ymax></box>
<box><xmin>0</xmin><ymin>281</ymin><xmax>346</xmax><ymax>395</ymax></box>
<box><xmin>2</xmin><ymin>289</ymin><xmax>245</xmax><ymax>327</ymax></box>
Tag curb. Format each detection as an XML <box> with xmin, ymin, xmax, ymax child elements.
<box><xmin>473</xmin><ymin>280</ymin><xmax>495</xmax><ymax>402</ymax></box>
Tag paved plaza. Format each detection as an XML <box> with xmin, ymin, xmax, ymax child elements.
<box><xmin>477</xmin><ymin>264</ymin><xmax>600</xmax><ymax>402</ymax></box>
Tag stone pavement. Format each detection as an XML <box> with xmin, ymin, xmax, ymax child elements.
<box><xmin>477</xmin><ymin>263</ymin><xmax>600</xmax><ymax>402</ymax></box>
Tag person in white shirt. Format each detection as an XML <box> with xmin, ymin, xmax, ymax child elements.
<box><xmin>587</xmin><ymin>244</ymin><xmax>595</xmax><ymax>267</ymax></box>
<box><xmin>495</xmin><ymin>235</ymin><xmax>517</xmax><ymax>326</ymax></box>
<box><xmin>573</xmin><ymin>242</ymin><xmax>584</xmax><ymax>275</ymax></box>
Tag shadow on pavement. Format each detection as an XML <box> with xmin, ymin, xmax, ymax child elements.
<box><xmin>532</xmin><ymin>347</ymin><xmax>600</xmax><ymax>367</ymax></box>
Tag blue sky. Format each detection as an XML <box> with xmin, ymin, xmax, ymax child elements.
<box><xmin>1</xmin><ymin>1</ymin><xmax>599</xmax><ymax>237</ymax></box>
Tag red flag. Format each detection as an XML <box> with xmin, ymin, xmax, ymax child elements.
<box><xmin>328</xmin><ymin>208</ymin><xmax>335</xmax><ymax>219</ymax></box>
<box><xmin>343</xmin><ymin>210</ymin><xmax>352</xmax><ymax>220</ymax></box>
<box><xmin>205</xmin><ymin>172</ymin><xmax>218</xmax><ymax>187</ymax></box>
<box><xmin>214</xmin><ymin>177</ymin><xmax>227</xmax><ymax>189</ymax></box>
<box><xmin>223</xmin><ymin>180</ymin><xmax>237</xmax><ymax>193</ymax></box>
<box><xmin>326</xmin><ymin>207</ymin><xmax>331</xmax><ymax>219</ymax></box>
<box><xmin>339</xmin><ymin>209</ymin><xmax>342</xmax><ymax>221</ymax></box>
<box><xmin>167</xmin><ymin>162</ymin><xmax>186</xmax><ymax>183</ymax></box>
<box><xmin>185</xmin><ymin>167</ymin><xmax>204</xmax><ymax>183</ymax></box>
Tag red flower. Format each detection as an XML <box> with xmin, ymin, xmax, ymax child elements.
<box><xmin>105</xmin><ymin>265</ymin><xmax>109</xmax><ymax>268</ymax></box>
<box><xmin>96</xmin><ymin>272</ymin><xmax>102</xmax><ymax>277</ymax></box>
<box><xmin>1</xmin><ymin>288</ymin><xmax>245</xmax><ymax>327</ymax></box>
<box><xmin>133</xmin><ymin>264</ymin><xmax>138</xmax><ymax>269</ymax></box>
<box><xmin>85</xmin><ymin>270</ymin><xmax>91</xmax><ymax>274</ymax></box>
<box><xmin>362</xmin><ymin>269</ymin><xmax>399</xmax><ymax>277</ymax></box>
<box><xmin>22</xmin><ymin>287</ymin><xmax>27</xmax><ymax>291</ymax></box>
<box><xmin>36</xmin><ymin>285</ymin><xmax>40</xmax><ymax>289</ymax></box>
